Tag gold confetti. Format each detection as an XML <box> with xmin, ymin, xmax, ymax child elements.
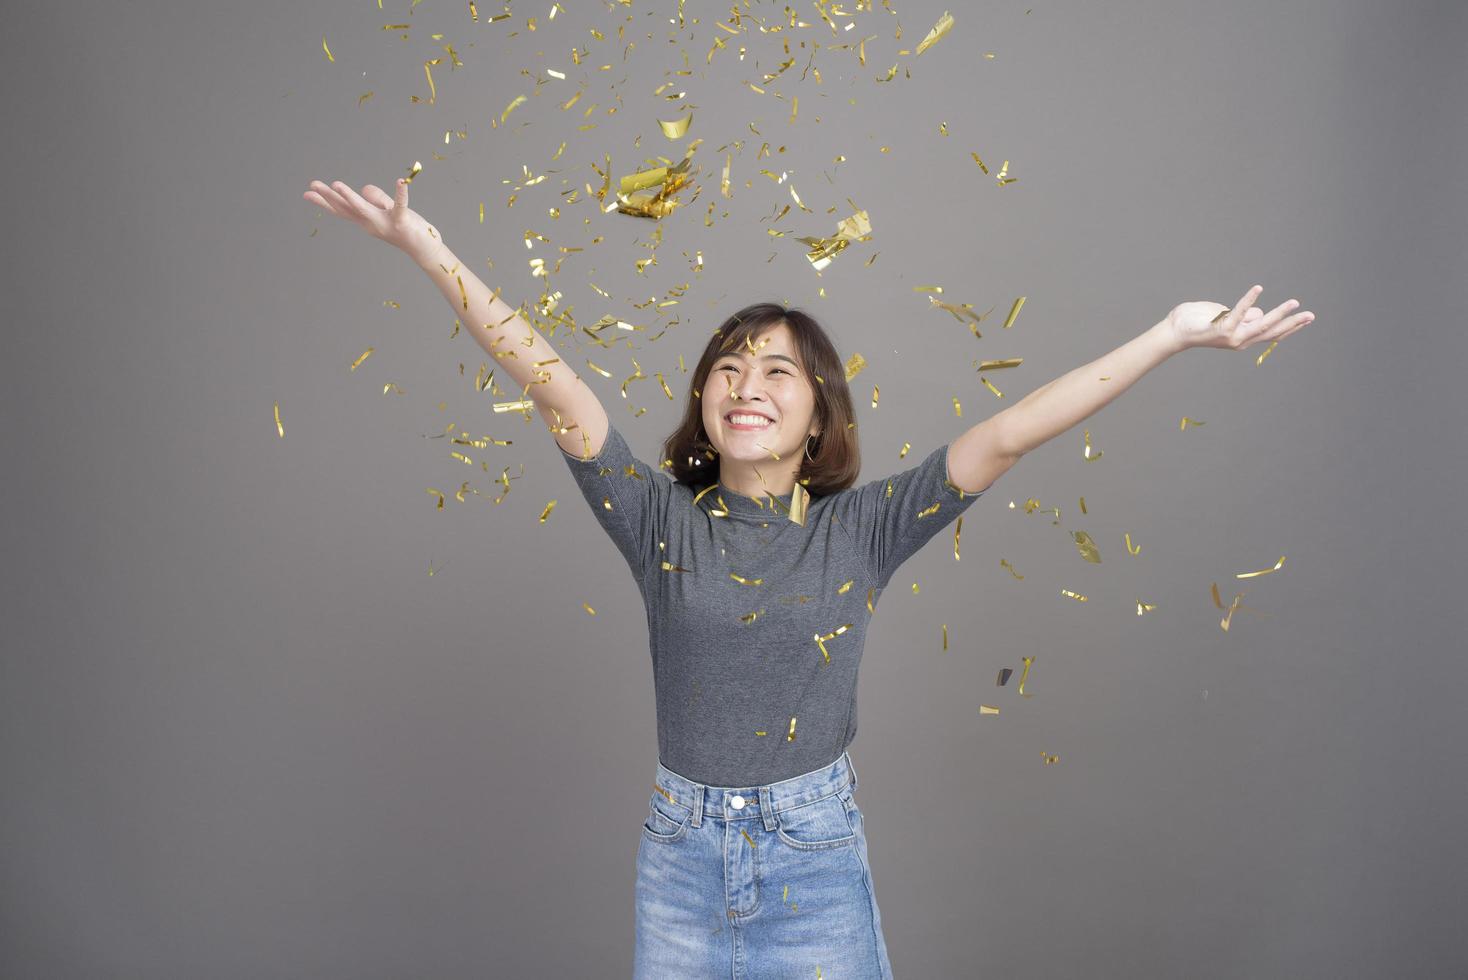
<box><xmin>1003</xmin><ymin>296</ymin><xmax>1027</xmax><ymax>329</ymax></box>
<box><xmin>1237</xmin><ymin>555</ymin><xmax>1286</xmax><ymax>579</ymax></box>
<box><xmin>500</xmin><ymin>94</ymin><xmax>527</xmax><ymax>124</ymax></box>
<box><xmin>538</xmin><ymin>499</ymin><xmax>557</xmax><ymax>523</ymax></box>
<box><xmin>583</xmin><ymin>602</ymin><xmax>596</xmax><ymax>616</ymax></box>
<box><xmin>786</xmin><ymin>716</ymin><xmax>798</xmax><ymax>742</ymax></box>
<box><xmin>911</xmin><ymin>582</ymin><xmax>919</xmax><ymax>594</ymax></box>
<box><xmin>739</xmin><ymin>609</ymin><xmax>765</xmax><ymax>624</ymax></box>
<box><xmin>1000</xmin><ymin>558</ymin><xmax>1024</xmax><ymax>579</ymax></box>
<box><xmin>662</xmin><ymin>561</ymin><xmax>692</xmax><ymax>573</ymax></box>
<box><xmin>1082</xmin><ymin>429</ymin><xmax>1103</xmax><ymax>461</ymax></box>
<box><xmin>1071</xmin><ymin>531</ymin><xmax>1101</xmax><ymax>563</ymax></box>
<box><xmin>493</xmin><ymin>399</ymin><xmax>535</xmax><ymax>414</ymax></box>
<box><xmin>1180</xmin><ymin>416</ymin><xmax>1206</xmax><ymax>430</ymax></box>
<box><xmin>1042</xmin><ymin>752</ymin><xmax>1060</xmax><ymax>765</ymax></box>
<box><xmin>844</xmin><ymin>352</ymin><xmax>867</xmax><ymax>381</ymax></box>
<box><xmin>349</xmin><ymin>347</ymin><xmax>375</xmax><ymax>371</ymax></box>
<box><xmin>979</xmin><ymin>704</ymin><xmax>1000</xmax><ymax>716</ymax></box>
<box><xmin>730</xmin><ymin>572</ymin><xmax>764</xmax><ymax>586</ymax></box>
<box><xmin>871</xmin><ymin>385</ymin><xmax>879</xmax><ymax>408</ymax></box>
<box><xmin>953</xmin><ymin>396</ymin><xmax>962</xmax><ymax>417</ymax></box>
<box><xmin>1059</xmin><ymin>589</ymin><xmax>1088</xmax><ymax>602</ymax></box>
<box><xmin>658</xmin><ymin>111</ymin><xmax>693</xmax><ymax>139</ymax></box>
<box><xmin>1125</xmin><ymin>533</ymin><xmax>1141</xmax><ymax>556</ymax></box>
<box><xmin>978</xmin><ymin>358</ymin><xmax>1023</xmax><ymax>371</ymax></box>
<box><xmin>1136</xmin><ymin>600</ymin><xmax>1157</xmax><ymax>616</ymax></box>
<box><xmin>615</xmin><ymin>153</ymin><xmax>696</xmax><ymax>219</ymax></box>
<box><xmin>794</xmin><ymin>209</ymin><xmax>871</xmax><ymax>271</ymax></box>
<box><xmin>942</xmin><ymin>624</ymin><xmax>948</xmax><ymax>650</ymax></box>
<box><xmin>1211</xmin><ymin>582</ymin><xmax>1248</xmax><ymax>631</ymax></box>
<box><xmin>915</xmin><ymin>11</ymin><xmax>955</xmax><ymax>55</ymax></box>
<box><xmin>1017</xmin><ymin>656</ymin><xmax>1035</xmax><ymax>696</ymax></box>
<box><xmin>322</xmin><ymin>36</ymin><xmax>335</xmax><ymax>62</ymax></box>
<box><xmin>837</xmin><ymin>579</ymin><xmax>854</xmax><ymax>594</ymax></box>
<box><xmin>898</xmin><ymin>442</ymin><xmax>911</xmax><ymax>459</ymax></box>
<box><xmin>979</xmin><ymin>376</ymin><xmax>1004</xmax><ymax>398</ymax></box>
<box><xmin>954</xmin><ymin>516</ymin><xmax>962</xmax><ymax>560</ymax></box>
<box><xmin>788</xmin><ymin>482</ymin><xmax>809</xmax><ymax>526</ymax></box>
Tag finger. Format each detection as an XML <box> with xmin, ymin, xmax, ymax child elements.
<box><xmin>1262</xmin><ymin>298</ymin><xmax>1298</xmax><ymax>327</ymax></box>
<box><xmin>361</xmin><ymin>184</ymin><xmax>393</xmax><ymax>209</ymax></box>
<box><xmin>1255</xmin><ymin>311</ymin><xmax>1314</xmax><ymax>345</ymax></box>
<box><xmin>331</xmin><ymin>180</ymin><xmax>375</xmax><ymax>216</ymax></box>
<box><xmin>394</xmin><ymin>178</ymin><xmax>409</xmax><ymax>209</ymax></box>
<box><xmin>308</xmin><ymin>179</ymin><xmax>351</xmax><ymax>212</ymax></box>
<box><xmin>1230</xmin><ymin>285</ymin><xmax>1263</xmax><ymax>326</ymax></box>
<box><xmin>303</xmin><ymin>190</ymin><xmax>336</xmax><ymax>213</ymax></box>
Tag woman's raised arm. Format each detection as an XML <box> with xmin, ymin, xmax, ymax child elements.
<box><xmin>302</xmin><ymin>177</ymin><xmax>610</xmax><ymax>459</ymax></box>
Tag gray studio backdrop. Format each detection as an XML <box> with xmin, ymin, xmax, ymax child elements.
<box><xmin>3</xmin><ymin>0</ymin><xmax>1464</xmax><ymax>976</ymax></box>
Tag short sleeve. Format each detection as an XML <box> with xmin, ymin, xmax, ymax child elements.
<box><xmin>557</xmin><ymin>420</ymin><xmax>673</xmax><ymax>585</ymax></box>
<box><xmin>828</xmin><ymin>441</ymin><xmax>988</xmax><ymax>590</ymax></box>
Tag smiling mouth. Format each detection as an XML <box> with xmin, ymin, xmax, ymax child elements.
<box><xmin>725</xmin><ymin>412</ymin><xmax>775</xmax><ymax>428</ymax></box>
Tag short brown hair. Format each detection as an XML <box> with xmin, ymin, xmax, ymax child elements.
<box><xmin>661</xmin><ymin>303</ymin><xmax>861</xmax><ymax>496</ymax></box>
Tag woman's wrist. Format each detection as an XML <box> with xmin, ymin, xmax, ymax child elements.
<box><xmin>410</xmin><ymin>237</ymin><xmax>451</xmax><ymax>272</ymax></box>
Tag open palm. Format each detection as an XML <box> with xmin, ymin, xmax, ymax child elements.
<box><xmin>1167</xmin><ymin>285</ymin><xmax>1316</xmax><ymax>353</ymax></box>
<box><xmin>302</xmin><ymin>178</ymin><xmax>442</xmax><ymax>264</ymax></box>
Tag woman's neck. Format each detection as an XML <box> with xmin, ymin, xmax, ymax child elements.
<box><xmin>717</xmin><ymin>458</ymin><xmax>802</xmax><ymax>498</ymax></box>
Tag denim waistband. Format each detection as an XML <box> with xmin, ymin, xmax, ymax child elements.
<box><xmin>651</xmin><ymin>751</ymin><xmax>859</xmax><ymax>829</ymax></box>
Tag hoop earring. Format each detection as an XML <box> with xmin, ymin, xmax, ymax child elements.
<box><xmin>804</xmin><ymin>434</ymin><xmax>819</xmax><ymax>461</ymax></box>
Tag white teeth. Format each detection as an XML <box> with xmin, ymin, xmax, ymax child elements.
<box><xmin>727</xmin><ymin>413</ymin><xmax>772</xmax><ymax>427</ymax></box>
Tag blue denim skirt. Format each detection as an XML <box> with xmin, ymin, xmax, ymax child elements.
<box><xmin>634</xmin><ymin>750</ymin><xmax>894</xmax><ymax>979</ymax></box>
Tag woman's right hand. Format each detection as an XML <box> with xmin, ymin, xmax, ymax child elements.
<box><xmin>302</xmin><ymin>178</ymin><xmax>444</xmax><ymax>265</ymax></box>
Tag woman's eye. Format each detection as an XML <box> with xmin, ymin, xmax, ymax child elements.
<box><xmin>771</xmin><ymin>367</ymin><xmax>791</xmax><ymax>376</ymax></box>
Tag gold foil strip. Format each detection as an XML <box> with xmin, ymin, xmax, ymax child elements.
<box><xmin>1180</xmin><ymin>416</ymin><xmax>1206</xmax><ymax>430</ymax></box>
<box><xmin>786</xmin><ymin>717</ymin><xmax>797</xmax><ymax>742</ymax></box>
<box><xmin>788</xmin><ymin>483</ymin><xmax>809</xmax><ymax>526</ymax></box>
<box><xmin>658</xmin><ymin>111</ymin><xmax>693</xmax><ymax>139</ymax></box>
<box><xmin>1136</xmin><ymin>600</ymin><xmax>1157</xmax><ymax>616</ymax></box>
<box><xmin>978</xmin><ymin>358</ymin><xmax>1023</xmax><ymax>371</ymax></box>
<box><xmin>837</xmin><ymin>579</ymin><xmax>854</xmax><ymax>594</ymax></box>
<box><xmin>739</xmin><ymin>609</ymin><xmax>764</xmax><ymax>624</ymax></box>
<box><xmin>1083</xmin><ymin>429</ymin><xmax>1102</xmax><ymax>461</ymax></box>
<box><xmin>538</xmin><ymin>499</ymin><xmax>556</xmax><ymax>523</ymax></box>
<box><xmin>1017</xmin><ymin>656</ymin><xmax>1035</xmax><ymax>696</ymax></box>
<box><xmin>1125</xmin><ymin>533</ymin><xmax>1141</xmax><ymax>555</ymax></box>
<box><xmin>1002</xmin><ymin>296</ymin><xmax>1026</xmax><ymax>329</ymax></box>
<box><xmin>274</xmin><ymin>402</ymin><xmax>284</xmax><ymax>437</ymax></box>
<box><xmin>1237</xmin><ymin>556</ymin><xmax>1286</xmax><ymax>579</ymax></box>
<box><xmin>583</xmin><ymin>603</ymin><xmax>596</xmax><ymax>616</ymax></box>
<box><xmin>661</xmin><ymin>561</ymin><xmax>692</xmax><ymax>573</ymax></box>
<box><xmin>954</xmin><ymin>516</ymin><xmax>962</xmax><ymax>560</ymax></box>
<box><xmin>1071</xmin><ymin>531</ymin><xmax>1101</xmax><ymax>563</ymax></box>
<box><xmin>794</xmin><ymin>209</ymin><xmax>871</xmax><ymax>271</ymax></box>
<box><xmin>942</xmin><ymin>624</ymin><xmax>948</xmax><ymax>650</ymax></box>
<box><xmin>844</xmin><ymin>352</ymin><xmax>867</xmax><ymax>381</ymax></box>
<box><xmin>979</xmin><ymin>705</ymin><xmax>999</xmax><ymax>715</ymax></box>
<box><xmin>730</xmin><ymin>572</ymin><xmax>764</xmax><ymax>586</ymax></box>
<box><xmin>1060</xmin><ymin>589</ymin><xmax>1088</xmax><ymax>602</ymax></box>
<box><xmin>915</xmin><ymin>11</ymin><xmax>955</xmax><ymax>55</ymax></box>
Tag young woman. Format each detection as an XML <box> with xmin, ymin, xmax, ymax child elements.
<box><xmin>303</xmin><ymin>176</ymin><xmax>1316</xmax><ymax>977</ymax></box>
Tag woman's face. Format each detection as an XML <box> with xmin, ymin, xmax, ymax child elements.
<box><xmin>700</xmin><ymin>323</ymin><xmax>821</xmax><ymax>467</ymax></box>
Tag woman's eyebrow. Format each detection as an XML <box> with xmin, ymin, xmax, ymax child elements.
<box><xmin>717</xmin><ymin>352</ymin><xmax>800</xmax><ymax>368</ymax></box>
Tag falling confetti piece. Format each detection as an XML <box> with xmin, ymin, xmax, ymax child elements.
<box><xmin>794</xmin><ymin>210</ymin><xmax>871</xmax><ymax>271</ymax></box>
<box><xmin>322</xmin><ymin>36</ymin><xmax>335</xmax><ymax>62</ymax></box>
<box><xmin>273</xmin><ymin>402</ymin><xmax>284</xmax><ymax>437</ymax></box>
<box><xmin>539</xmin><ymin>499</ymin><xmax>557</xmax><ymax>523</ymax></box>
<box><xmin>979</xmin><ymin>705</ymin><xmax>1000</xmax><ymax>715</ymax></box>
<box><xmin>915</xmin><ymin>11</ymin><xmax>955</xmax><ymax>56</ymax></box>
<box><xmin>1071</xmin><ymin>531</ymin><xmax>1101</xmax><ymax>563</ymax></box>
<box><xmin>658</xmin><ymin>111</ymin><xmax>693</xmax><ymax>139</ymax></box>
<box><xmin>349</xmin><ymin>347</ymin><xmax>375</xmax><ymax>371</ymax></box>
<box><xmin>1237</xmin><ymin>556</ymin><xmax>1286</xmax><ymax>579</ymax></box>
<box><xmin>1018</xmin><ymin>656</ymin><xmax>1035</xmax><ymax>696</ymax></box>
<box><xmin>583</xmin><ymin>603</ymin><xmax>596</xmax><ymax>615</ymax></box>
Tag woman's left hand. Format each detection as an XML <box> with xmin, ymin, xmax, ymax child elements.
<box><xmin>1166</xmin><ymin>285</ymin><xmax>1316</xmax><ymax>354</ymax></box>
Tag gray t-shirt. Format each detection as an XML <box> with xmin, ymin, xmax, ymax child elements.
<box><xmin>559</xmin><ymin>422</ymin><xmax>987</xmax><ymax>786</ymax></box>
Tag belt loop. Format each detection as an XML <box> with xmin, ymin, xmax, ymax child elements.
<box><xmin>690</xmin><ymin>781</ymin><xmax>703</xmax><ymax>828</ymax></box>
<box><xmin>760</xmin><ymin>781</ymin><xmax>777</xmax><ymax>832</ymax></box>
<box><xmin>846</xmin><ymin>751</ymin><xmax>858</xmax><ymax>792</ymax></box>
